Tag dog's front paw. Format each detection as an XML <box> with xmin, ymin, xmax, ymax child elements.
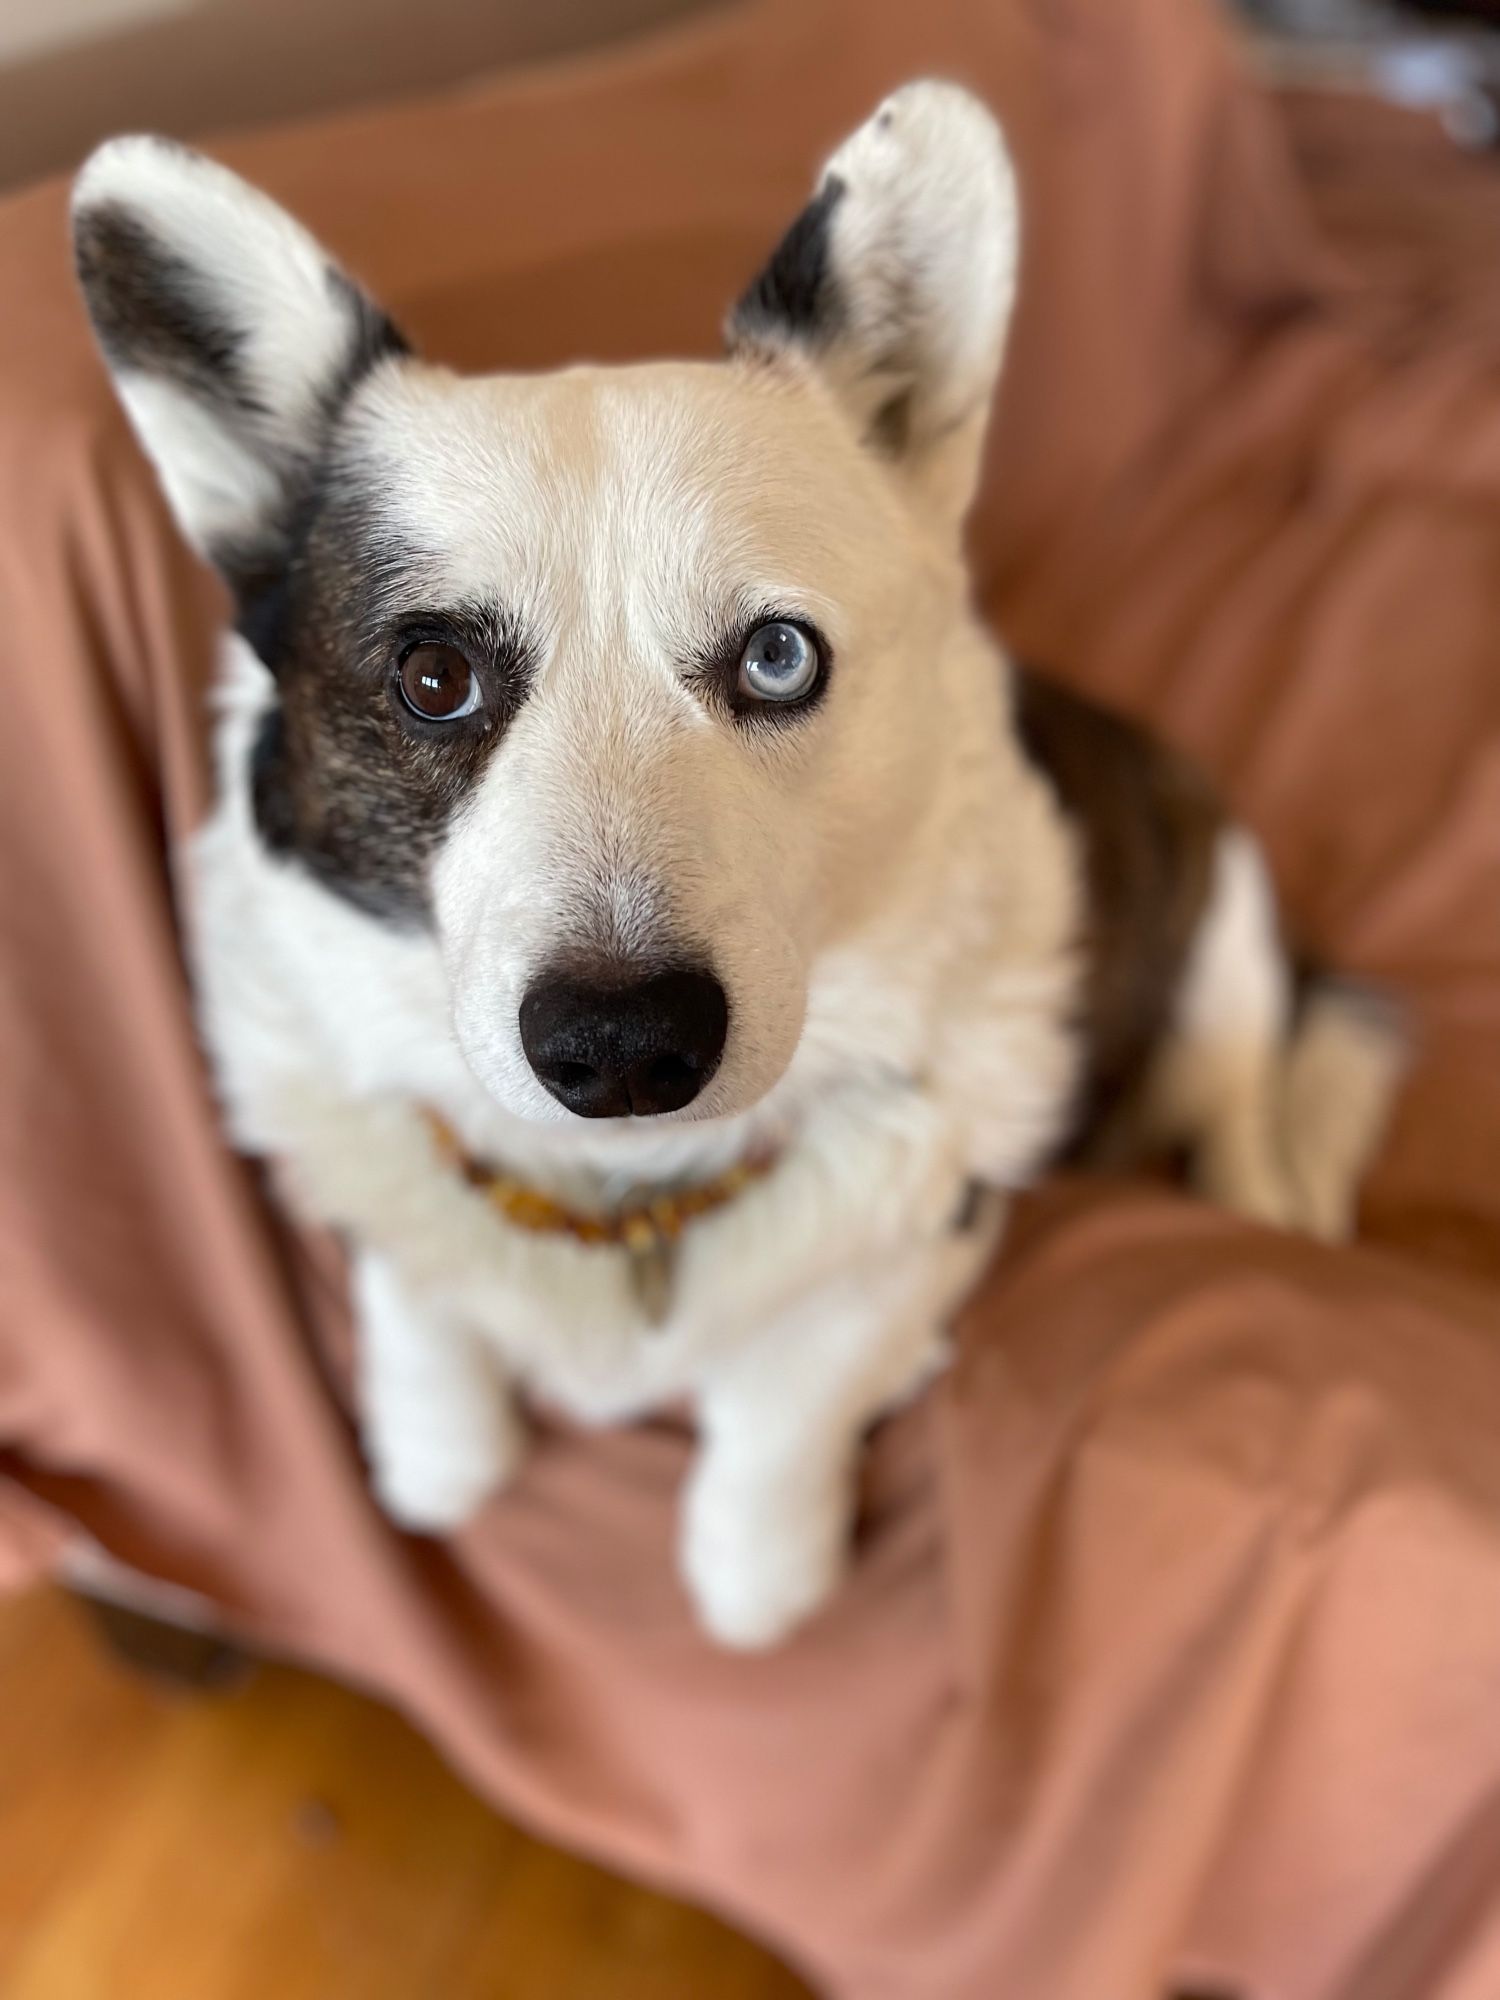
<box><xmin>368</xmin><ymin>1391</ymin><xmax>527</xmax><ymax>1535</ymax></box>
<box><xmin>681</xmin><ymin>1465</ymin><xmax>850</xmax><ymax>1650</ymax></box>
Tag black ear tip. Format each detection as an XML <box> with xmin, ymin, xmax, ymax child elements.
<box><xmin>72</xmin><ymin>194</ymin><xmax>250</xmax><ymax>395</ymax></box>
<box><xmin>729</xmin><ymin>175</ymin><xmax>845</xmax><ymax>351</ymax></box>
<box><xmin>71</xmin><ymin>138</ymin><xmax>228</xmax><ymax>368</ymax></box>
<box><xmin>324</xmin><ymin>265</ymin><xmax>413</xmax><ymax>372</ymax></box>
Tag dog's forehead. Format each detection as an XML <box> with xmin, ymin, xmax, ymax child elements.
<box><xmin>344</xmin><ymin>358</ymin><xmax>881</xmax><ymax>629</ymax></box>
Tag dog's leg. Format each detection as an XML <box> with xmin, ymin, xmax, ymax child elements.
<box><xmin>682</xmin><ymin>1214</ymin><xmax>998</xmax><ymax>1649</ymax></box>
<box><xmin>1151</xmin><ymin>829</ymin><xmax>1303</xmax><ymax>1231</ymax></box>
<box><xmin>352</xmin><ymin>1248</ymin><xmax>526</xmax><ymax>1533</ymax></box>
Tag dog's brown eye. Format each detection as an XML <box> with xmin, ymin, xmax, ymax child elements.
<box><xmin>398</xmin><ymin>643</ymin><xmax>480</xmax><ymax>721</ymax></box>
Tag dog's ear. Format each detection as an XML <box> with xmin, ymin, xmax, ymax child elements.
<box><xmin>728</xmin><ymin>81</ymin><xmax>1019</xmax><ymax>531</ymax></box>
<box><xmin>72</xmin><ymin>136</ymin><xmax>408</xmax><ymax>592</ymax></box>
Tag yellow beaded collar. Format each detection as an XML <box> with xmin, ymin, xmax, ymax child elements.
<box><xmin>423</xmin><ymin>1110</ymin><xmax>778</xmax><ymax>1324</ymax></box>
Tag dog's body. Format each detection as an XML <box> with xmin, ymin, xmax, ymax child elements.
<box><xmin>74</xmin><ymin>85</ymin><xmax>1402</xmax><ymax>1647</ymax></box>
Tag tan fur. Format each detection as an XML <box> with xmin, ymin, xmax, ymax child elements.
<box><xmin>1280</xmin><ymin>986</ymin><xmax>1408</xmax><ymax>1240</ymax></box>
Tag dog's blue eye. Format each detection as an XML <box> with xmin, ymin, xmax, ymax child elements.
<box><xmin>737</xmin><ymin>622</ymin><xmax>819</xmax><ymax>704</ymax></box>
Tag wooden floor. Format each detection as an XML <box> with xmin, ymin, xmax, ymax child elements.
<box><xmin>0</xmin><ymin>1588</ymin><xmax>813</xmax><ymax>2000</ymax></box>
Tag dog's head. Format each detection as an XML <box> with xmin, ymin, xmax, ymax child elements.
<box><xmin>73</xmin><ymin>83</ymin><xmax>1019</xmax><ymax>1130</ymax></box>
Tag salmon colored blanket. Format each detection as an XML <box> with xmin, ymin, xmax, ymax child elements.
<box><xmin>2</xmin><ymin>2</ymin><xmax>1498</xmax><ymax>1994</ymax></box>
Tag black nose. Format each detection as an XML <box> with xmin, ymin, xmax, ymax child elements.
<box><xmin>519</xmin><ymin>966</ymin><xmax>729</xmax><ymax>1118</ymax></box>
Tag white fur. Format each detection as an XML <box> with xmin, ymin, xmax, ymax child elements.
<box><xmin>1157</xmin><ymin>831</ymin><xmax>1300</xmax><ymax>1227</ymax></box>
<box><xmin>78</xmin><ymin>85</ymin><xmax>1396</xmax><ymax>1650</ymax></box>
<box><xmin>807</xmin><ymin>80</ymin><xmax>1021</xmax><ymax>523</ymax></box>
<box><xmin>1279</xmin><ymin>985</ymin><xmax>1407</xmax><ymax>1240</ymax></box>
<box><xmin>1152</xmin><ymin>829</ymin><xmax>1402</xmax><ymax>1238</ymax></box>
<box><xmin>72</xmin><ymin>135</ymin><xmax>387</xmax><ymax>555</ymax></box>
<box><xmin>352</xmin><ymin>1246</ymin><xmax>525</xmax><ymax>1530</ymax></box>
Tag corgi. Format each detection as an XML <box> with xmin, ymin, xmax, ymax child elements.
<box><xmin>72</xmin><ymin>84</ymin><xmax>1402</xmax><ymax>1648</ymax></box>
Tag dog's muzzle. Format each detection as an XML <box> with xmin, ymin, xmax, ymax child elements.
<box><xmin>519</xmin><ymin>964</ymin><xmax>728</xmax><ymax>1118</ymax></box>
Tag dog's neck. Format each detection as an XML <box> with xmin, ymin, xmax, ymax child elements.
<box><xmin>438</xmin><ymin>1074</ymin><xmax>795</xmax><ymax>1214</ymax></box>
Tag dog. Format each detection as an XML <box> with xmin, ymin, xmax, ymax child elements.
<box><xmin>72</xmin><ymin>83</ymin><xmax>1404</xmax><ymax>1649</ymax></box>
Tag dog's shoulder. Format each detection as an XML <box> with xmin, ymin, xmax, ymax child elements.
<box><xmin>1010</xmin><ymin>666</ymin><xmax>1227</xmax><ymax>1163</ymax></box>
<box><xmin>1010</xmin><ymin>667</ymin><xmax>1223</xmax><ymax>863</ymax></box>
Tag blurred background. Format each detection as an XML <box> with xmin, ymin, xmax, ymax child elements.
<box><xmin>0</xmin><ymin>0</ymin><xmax>711</xmax><ymax>189</ymax></box>
<box><xmin>6</xmin><ymin>0</ymin><xmax>1500</xmax><ymax>189</ymax></box>
<box><xmin>2</xmin><ymin>1</ymin><xmax>1499</xmax><ymax>1996</ymax></box>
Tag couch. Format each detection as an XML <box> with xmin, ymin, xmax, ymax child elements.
<box><xmin>2</xmin><ymin>1</ymin><xmax>1498</xmax><ymax>1993</ymax></box>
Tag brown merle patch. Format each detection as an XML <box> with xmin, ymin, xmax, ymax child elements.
<box><xmin>242</xmin><ymin>475</ymin><xmax>535</xmax><ymax>926</ymax></box>
<box><xmin>1013</xmin><ymin>667</ymin><xmax>1226</xmax><ymax>1168</ymax></box>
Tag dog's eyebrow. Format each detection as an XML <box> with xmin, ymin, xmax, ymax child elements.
<box><xmin>304</xmin><ymin>487</ymin><xmax>536</xmax><ymax>680</ymax></box>
<box><xmin>689</xmin><ymin>593</ymin><xmax>836</xmax><ymax>656</ymax></box>
<box><xmin>368</xmin><ymin>600</ymin><xmax>537</xmax><ymax>681</ymax></box>
<box><xmin>683</xmin><ymin>602</ymin><xmax>785</xmax><ymax>672</ymax></box>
